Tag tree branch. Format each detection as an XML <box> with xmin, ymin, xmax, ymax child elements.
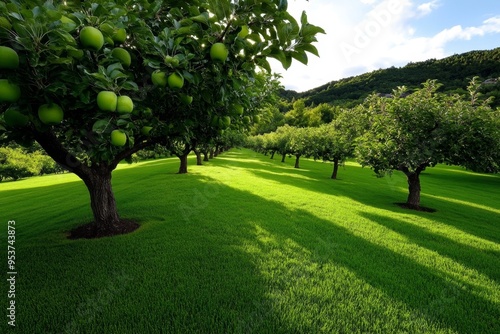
<box><xmin>110</xmin><ymin>138</ymin><xmax>157</xmax><ymax>170</ymax></box>
<box><xmin>32</xmin><ymin>127</ymin><xmax>90</xmax><ymax>179</ymax></box>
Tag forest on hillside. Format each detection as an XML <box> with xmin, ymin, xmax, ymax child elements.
<box><xmin>282</xmin><ymin>48</ymin><xmax>500</xmax><ymax>108</ymax></box>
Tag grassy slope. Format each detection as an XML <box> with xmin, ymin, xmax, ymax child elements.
<box><xmin>0</xmin><ymin>149</ymin><xmax>499</xmax><ymax>333</ymax></box>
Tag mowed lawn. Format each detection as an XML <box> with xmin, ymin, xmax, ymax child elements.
<box><xmin>1</xmin><ymin>148</ymin><xmax>499</xmax><ymax>333</ymax></box>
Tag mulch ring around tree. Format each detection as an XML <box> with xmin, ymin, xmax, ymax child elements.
<box><xmin>67</xmin><ymin>219</ymin><xmax>140</xmax><ymax>239</ymax></box>
<box><xmin>395</xmin><ymin>203</ymin><xmax>437</xmax><ymax>213</ymax></box>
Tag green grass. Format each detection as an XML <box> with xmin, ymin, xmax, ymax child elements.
<box><xmin>1</xmin><ymin>149</ymin><xmax>499</xmax><ymax>333</ymax></box>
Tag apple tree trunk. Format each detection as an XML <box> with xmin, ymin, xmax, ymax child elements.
<box><xmin>406</xmin><ymin>172</ymin><xmax>421</xmax><ymax>208</ymax></box>
<box><xmin>281</xmin><ymin>152</ymin><xmax>286</xmax><ymax>163</ymax></box>
<box><xmin>177</xmin><ymin>154</ymin><xmax>189</xmax><ymax>174</ymax></box>
<box><xmin>294</xmin><ymin>154</ymin><xmax>301</xmax><ymax>168</ymax></box>
<box><xmin>331</xmin><ymin>157</ymin><xmax>339</xmax><ymax>179</ymax></box>
<box><xmin>81</xmin><ymin>168</ymin><xmax>121</xmax><ymax>234</ymax></box>
<box><xmin>209</xmin><ymin>149</ymin><xmax>215</xmax><ymax>159</ymax></box>
<box><xmin>194</xmin><ymin>149</ymin><xmax>203</xmax><ymax>166</ymax></box>
<box><xmin>203</xmin><ymin>150</ymin><xmax>210</xmax><ymax>161</ymax></box>
<box><xmin>270</xmin><ymin>151</ymin><xmax>275</xmax><ymax>159</ymax></box>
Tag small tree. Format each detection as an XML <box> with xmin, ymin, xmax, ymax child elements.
<box><xmin>315</xmin><ymin>106</ymin><xmax>369</xmax><ymax>179</ymax></box>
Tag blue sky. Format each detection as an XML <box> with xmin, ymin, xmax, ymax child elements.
<box><xmin>270</xmin><ymin>0</ymin><xmax>500</xmax><ymax>92</ymax></box>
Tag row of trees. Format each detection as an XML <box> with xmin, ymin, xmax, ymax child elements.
<box><xmin>248</xmin><ymin>79</ymin><xmax>500</xmax><ymax>209</ymax></box>
<box><xmin>0</xmin><ymin>0</ymin><xmax>325</xmax><ymax>236</ymax></box>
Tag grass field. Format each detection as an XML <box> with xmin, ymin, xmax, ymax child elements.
<box><xmin>1</xmin><ymin>148</ymin><xmax>499</xmax><ymax>333</ymax></box>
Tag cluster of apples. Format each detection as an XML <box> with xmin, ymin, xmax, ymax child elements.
<box><xmin>0</xmin><ymin>45</ymin><xmax>65</xmax><ymax>128</ymax></box>
<box><xmin>76</xmin><ymin>23</ymin><xmax>138</xmax><ymax>147</ymax></box>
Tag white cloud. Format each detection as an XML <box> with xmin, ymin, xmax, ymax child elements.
<box><xmin>417</xmin><ymin>0</ymin><xmax>440</xmax><ymax>17</ymax></box>
<box><xmin>270</xmin><ymin>0</ymin><xmax>500</xmax><ymax>92</ymax></box>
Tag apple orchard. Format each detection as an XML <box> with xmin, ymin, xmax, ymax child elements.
<box><xmin>0</xmin><ymin>0</ymin><xmax>324</xmax><ymax>236</ymax></box>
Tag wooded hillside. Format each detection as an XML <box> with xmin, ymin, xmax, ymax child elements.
<box><xmin>282</xmin><ymin>48</ymin><xmax>500</xmax><ymax>108</ymax></box>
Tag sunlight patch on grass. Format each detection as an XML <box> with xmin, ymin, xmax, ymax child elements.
<box><xmin>425</xmin><ymin>193</ymin><xmax>500</xmax><ymax>215</ymax></box>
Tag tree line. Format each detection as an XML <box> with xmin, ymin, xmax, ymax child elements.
<box><xmin>248</xmin><ymin>79</ymin><xmax>500</xmax><ymax>210</ymax></box>
<box><xmin>283</xmin><ymin>48</ymin><xmax>500</xmax><ymax>109</ymax></box>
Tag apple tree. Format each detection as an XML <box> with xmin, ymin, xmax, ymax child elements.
<box><xmin>355</xmin><ymin>80</ymin><xmax>500</xmax><ymax>210</ymax></box>
<box><xmin>0</xmin><ymin>0</ymin><xmax>324</xmax><ymax>236</ymax></box>
<box><xmin>313</xmin><ymin>105</ymin><xmax>369</xmax><ymax>179</ymax></box>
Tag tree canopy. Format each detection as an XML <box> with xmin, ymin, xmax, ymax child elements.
<box><xmin>0</xmin><ymin>0</ymin><xmax>324</xmax><ymax>236</ymax></box>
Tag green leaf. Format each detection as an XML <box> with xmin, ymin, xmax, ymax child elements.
<box><xmin>121</xmin><ymin>81</ymin><xmax>139</xmax><ymax>91</ymax></box>
<box><xmin>209</xmin><ymin>0</ymin><xmax>231</xmax><ymax>20</ymax></box>
<box><xmin>300</xmin><ymin>10</ymin><xmax>308</xmax><ymax>26</ymax></box>
<box><xmin>116</xmin><ymin>119</ymin><xmax>130</xmax><ymax>127</ymax></box>
<box><xmin>301</xmin><ymin>24</ymin><xmax>326</xmax><ymax>37</ymax></box>
<box><xmin>292</xmin><ymin>51</ymin><xmax>308</xmax><ymax>65</ymax></box>
<box><xmin>279</xmin><ymin>0</ymin><xmax>288</xmax><ymax>11</ymax></box>
<box><xmin>300</xmin><ymin>44</ymin><xmax>320</xmax><ymax>57</ymax></box>
<box><xmin>106</xmin><ymin>63</ymin><xmax>124</xmax><ymax>76</ymax></box>
<box><xmin>92</xmin><ymin>119</ymin><xmax>110</xmax><ymax>133</ymax></box>
<box><xmin>255</xmin><ymin>57</ymin><xmax>271</xmax><ymax>73</ymax></box>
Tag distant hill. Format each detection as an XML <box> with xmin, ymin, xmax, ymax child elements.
<box><xmin>282</xmin><ymin>48</ymin><xmax>500</xmax><ymax>108</ymax></box>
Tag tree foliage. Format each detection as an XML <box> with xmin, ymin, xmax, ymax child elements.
<box><xmin>0</xmin><ymin>0</ymin><xmax>324</xmax><ymax>234</ymax></box>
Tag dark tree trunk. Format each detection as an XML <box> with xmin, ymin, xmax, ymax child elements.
<box><xmin>177</xmin><ymin>154</ymin><xmax>189</xmax><ymax>174</ymax></box>
<box><xmin>331</xmin><ymin>157</ymin><xmax>339</xmax><ymax>179</ymax></box>
<box><xmin>214</xmin><ymin>145</ymin><xmax>220</xmax><ymax>157</ymax></box>
<box><xmin>203</xmin><ymin>150</ymin><xmax>209</xmax><ymax>162</ymax></box>
<box><xmin>194</xmin><ymin>150</ymin><xmax>203</xmax><ymax>165</ymax></box>
<box><xmin>294</xmin><ymin>154</ymin><xmax>301</xmax><ymax>168</ymax></box>
<box><xmin>33</xmin><ymin>127</ymin><xmax>155</xmax><ymax>237</ymax></box>
<box><xmin>270</xmin><ymin>151</ymin><xmax>275</xmax><ymax>159</ymax></box>
<box><xmin>281</xmin><ymin>152</ymin><xmax>286</xmax><ymax>163</ymax></box>
<box><xmin>81</xmin><ymin>168</ymin><xmax>121</xmax><ymax>233</ymax></box>
<box><xmin>209</xmin><ymin>149</ymin><xmax>215</xmax><ymax>159</ymax></box>
<box><xmin>400</xmin><ymin>164</ymin><xmax>427</xmax><ymax>209</ymax></box>
<box><xmin>406</xmin><ymin>172</ymin><xmax>421</xmax><ymax>208</ymax></box>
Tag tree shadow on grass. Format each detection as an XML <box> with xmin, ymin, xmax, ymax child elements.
<box><xmin>360</xmin><ymin>212</ymin><xmax>500</xmax><ymax>284</ymax></box>
<box><xmin>227</xmin><ymin>150</ymin><xmax>500</xmax><ymax>244</ymax></box>
<box><xmin>7</xmin><ymin>151</ymin><xmax>500</xmax><ymax>333</ymax></box>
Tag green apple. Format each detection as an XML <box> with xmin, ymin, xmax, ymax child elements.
<box><xmin>110</xmin><ymin>129</ymin><xmax>127</xmax><ymax>146</ymax></box>
<box><xmin>164</xmin><ymin>55</ymin><xmax>180</xmax><ymax>67</ymax></box>
<box><xmin>38</xmin><ymin>103</ymin><xmax>64</xmax><ymax>125</ymax></box>
<box><xmin>233</xmin><ymin>104</ymin><xmax>244</xmax><ymax>115</ymax></box>
<box><xmin>242</xmin><ymin>115</ymin><xmax>251</xmax><ymax>125</ymax></box>
<box><xmin>111</xmin><ymin>47</ymin><xmax>131</xmax><ymax>67</ymax></box>
<box><xmin>79</xmin><ymin>26</ymin><xmax>104</xmax><ymax>51</ymax></box>
<box><xmin>237</xmin><ymin>25</ymin><xmax>249</xmax><ymax>39</ymax></box>
<box><xmin>60</xmin><ymin>16</ymin><xmax>77</xmax><ymax>32</ymax></box>
<box><xmin>253</xmin><ymin>115</ymin><xmax>261</xmax><ymax>123</ymax></box>
<box><xmin>151</xmin><ymin>71</ymin><xmax>167</xmax><ymax>87</ymax></box>
<box><xmin>0</xmin><ymin>17</ymin><xmax>12</xmax><ymax>30</ymax></box>
<box><xmin>97</xmin><ymin>91</ymin><xmax>117</xmax><ymax>111</ymax></box>
<box><xmin>113</xmin><ymin>28</ymin><xmax>127</xmax><ymax>43</ymax></box>
<box><xmin>4</xmin><ymin>107</ymin><xmax>28</xmax><ymax>127</ymax></box>
<box><xmin>210</xmin><ymin>115</ymin><xmax>219</xmax><ymax>127</ymax></box>
<box><xmin>0</xmin><ymin>79</ymin><xmax>20</xmax><ymax>102</ymax></box>
<box><xmin>180</xmin><ymin>94</ymin><xmax>193</xmax><ymax>105</ymax></box>
<box><xmin>219</xmin><ymin>115</ymin><xmax>231</xmax><ymax>128</ymax></box>
<box><xmin>116</xmin><ymin>95</ymin><xmax>134</xmax><ymax>113</ymax></box>
<box><xmin>210</xmin><ymin>43</ymin><xmax>228</xmax><ymax>62</ymax></box>
<box><xmin>141</xmin><ymin>126</ymin><xmax>153</xmax><ymax>136</ymax></box>
<box><xmin>0</xmin><ymin>46</ymin><xmax>19</xmax><ymax>69</ymax></box>
<box><xmin>167</xmin><ymin>72</ymin><xmax>184</xmax><ymax>89</ymax></box>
